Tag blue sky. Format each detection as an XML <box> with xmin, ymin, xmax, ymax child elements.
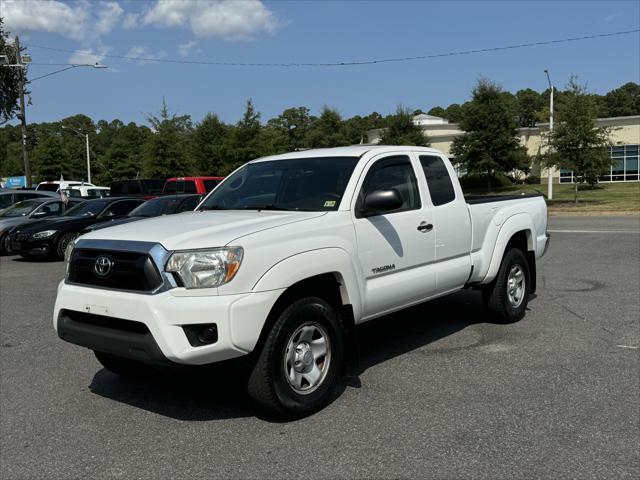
<box><xmin>2</xmin><ymin>0</ymin><xmax>639</xmax><ymax>125</ymax></box>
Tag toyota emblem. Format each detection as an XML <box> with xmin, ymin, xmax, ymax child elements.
<box><xmin>94</xmin><ymin>256</ymin><xmax>114</xmax><ymax>277</ymax></box>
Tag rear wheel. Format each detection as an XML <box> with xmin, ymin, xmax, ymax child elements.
<box><xmin>482</xmin><ymin>248</ymin><xmax>530</xmax><ymax>323</ymax></box>
<box><xmin>247</xmin><ymin>297</ymin><xmax>344</xmax><ymax>419</ymax></box>
<box><xmin>56</xmin><ymin>232</ymin><xmax>77</xmax><ymax>260</ymax></box>
<box><xmin>94</xmin><ymin>351</ymin><xmax>149</xmax><ymax>378</ymax></box>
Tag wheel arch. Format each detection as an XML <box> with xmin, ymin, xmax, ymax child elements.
<box><xmin>481</xmin><ymin>213</ymin><xmax>537</xmax><ymax>287</ymax></box>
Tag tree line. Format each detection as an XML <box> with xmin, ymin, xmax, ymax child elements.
<box><xmin>1</xmin><ymin>79</ymin><xmax>637</xmax><ymax>187</ymax></box>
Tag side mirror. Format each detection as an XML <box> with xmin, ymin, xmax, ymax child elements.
<box><xmin>360</xmin><ymin>189</ymin><xmax>403</xmax><ymax>217</ymax></box>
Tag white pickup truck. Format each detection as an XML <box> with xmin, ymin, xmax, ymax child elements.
<box><xmin>54</xmin><ymin>146</ymin><xmax>549</xmax><ymax>418</ymax></box>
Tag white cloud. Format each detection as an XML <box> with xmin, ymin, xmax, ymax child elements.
<box><xmin>178</xmin><ymin>40</ymin><xmax>197</xmax><ymax>57</ymax></box>
<box><xmin>68</xmin><ymin>47</ymin><xmax>109</xmax><ymax>65</ymax></box>
<box><xmin>96</xmin><ymin>2</ymin><xmax>124</xmax><ymax>35</ymax></box>
<box><xmin>143</xmin><ymin>0</ymin><xmax>281</xmax><ymax>40</ymax></box>
<box><xmin>122</xmin><ymin>12</ymin><xmax>139</xmax><ymax>29</ymax></box>
<box><xmin>1</xmin><ymin>0</ymin><xmax>123</xmax><ymax>41</ymax></box>
<box><xmin>125</xmin><ymin>45</ymin><xmax>167</xmax><ymax>64</ymax></box>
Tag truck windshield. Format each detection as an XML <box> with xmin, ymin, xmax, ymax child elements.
<box><xmin>199</xmin><ymin>157</ymin><xmax>359</xmax><ymax>212</ymax></box>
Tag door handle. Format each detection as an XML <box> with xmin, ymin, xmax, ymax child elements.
<box><xmin>417</xmin><ymin>222</ymin><xmax>433</xmax><ymax>232</ymax></box>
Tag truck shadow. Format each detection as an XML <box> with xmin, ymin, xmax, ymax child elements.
<box><xmin>88</xmin><ymin>289</ymin><xmax>519</xmax><ymax>422</ymax></box>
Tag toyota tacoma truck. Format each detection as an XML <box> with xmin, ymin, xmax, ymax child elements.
<box><xmin>54</xmin><ymin>146</ymin><xmax>549</xmax><ymax>418</ymax></box>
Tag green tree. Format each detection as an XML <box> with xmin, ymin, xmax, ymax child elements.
<box><xmin>603</xmin><ymin>82</ymin><xmax>640</xmax><ymax>117</ymax></box>
<box><xmin>142</xmin><ymin>99</ymin><xmax>194</xmax><ymax>178</ymax></box>
<box><xmin>0</xmin><ymin>18</ymin><xmax>23</xmax><ymax>125</ymax></box>
<box><xmin>451</xmin><ymin>78</ymin><xmax>529</xmax><ymax>190</ymax></box>
<box><xmin>266</xmin><ymin>106</ymin><xmax>313</xmax><ymax>151</ymax></box>
<box><xmin>379</xmin><ymin>106</ymin><xmax>430</xmax><ymax>146</ymax></box>
<box><xmin>192</xmin><ymin>113</ymin><xmax>230</xmax><ymax>175</ymax></box>
<box><xmin>515</xmin><ymin>88</ymin><xmax>543</xmax><ymax>127</ymax></box>
<box><xmin>547</xmin><ymin>77</ymin><xmax>611</xmax><ymax>201</ymax></box>
<box><xmin>427</xmin><ymin>106</ymin><xmax>447</xmax><ymax>118</ymax></box>
<box><xmin>31</xmin><ymin>135</ymin><xmax>69</xmax><ymax>180</ymax></box>
<box><xmin>306</xmin><ymin>106</ymin><xmax>350</xmax><ymax>148</ymax></box>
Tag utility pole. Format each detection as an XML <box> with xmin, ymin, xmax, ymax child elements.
<box><xmin>15</xmin><ymin>36</ymin><xmax>32</xmax><ymax>188</ymax></box>
<box><xmin>544</xmin><ymin>69</ymin><xmax>554</xmax><ymax>200</ymax></box>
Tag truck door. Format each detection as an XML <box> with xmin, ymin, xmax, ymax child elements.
<box><xmin>416</xmin><ymin>154</ymin><xmax>472</xmax><ymax>292</ymax></box>
<box><xmin>352</xmin><ymin>153</ymin><xmax>437</xmax><ymax>320</ymax></box>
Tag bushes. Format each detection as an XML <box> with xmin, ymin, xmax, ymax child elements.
<box><xmin>459</xmin><ymin>173</ymin><xmax>512</xmax><ymax>190</ymax></box>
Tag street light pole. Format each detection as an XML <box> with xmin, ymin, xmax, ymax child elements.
<box><xmin>544</xmin><ymin>69</ymin><xmax>554</xmax><ymax>200</ymax></box>
<box><xmin>62</xmin><ymin>126</ymin><xmax>91</xmax><ymax>183</ymax></box>
<box><xmin>85</xmin><ymin>133</ymin><xmax>91</xmax><ymax>184</ymax></box>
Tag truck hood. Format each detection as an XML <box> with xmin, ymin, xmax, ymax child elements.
<box><xmin>79</xmin><ymin>210</ymin><xmax>327</xmax><ymax>250</ymax></box>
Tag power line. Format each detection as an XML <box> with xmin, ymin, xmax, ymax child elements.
<box><xmin>24</xmin><ymin>29</ymin><xmax>640</xmax><ymax>68</ymax></box>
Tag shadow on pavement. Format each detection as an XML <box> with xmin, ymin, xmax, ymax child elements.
<box><xmin>89</xmin><ymin>288</ymin><xmax>517</xmax><ymax>421</ymax></box>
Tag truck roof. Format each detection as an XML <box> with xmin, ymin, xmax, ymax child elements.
<box><xmin>253</xmin><ymin>145</ymin><xmax>444</xmax><ymax>162</ymax></box>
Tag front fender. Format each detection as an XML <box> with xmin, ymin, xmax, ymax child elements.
<box><xmin>252</xmin><ymin>248</ymin><xmax>364</xmax><ymax>321</ymax></box>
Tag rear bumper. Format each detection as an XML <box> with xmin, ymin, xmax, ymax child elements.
<box><xmin>53</xmin><ymin>281</ymin><xmax>284</xmax><ymax>366</ymax></box>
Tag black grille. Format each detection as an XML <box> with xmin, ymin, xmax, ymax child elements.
<box><xmin>68</xmin><ymin>248</ymin><xmax>163</xmax><ymax>292</ymax></box>
<box><xmin>61</xmin><ymin>309</ymin><xmax>149</xmax><ymax>334</ymax></box>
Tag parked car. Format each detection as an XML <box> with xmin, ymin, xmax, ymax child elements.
<box><xmin>35</xmin><ymin>180</ymin><xmax>94</xmax><ymax>193</ymax></box>
<box><xmin>110</xmin><ymin>179</ymin><xmax>165</xmax><ymax>199</ymax></box>
<box><xmin>82</xmin><ymin>194</ymin><xmax>201</xmax><ymax>234</ymax></box>
<box><xmin>0</xmin><ymin>198</ymin><xmax>85</xmax><ymax>254</ymax></box>
<box><xmin>54</xmin><ymin>146</ymin><xmax>549</xmax><ymax>418</ymax></box>
<box><xmin>9</xmin><ymin>197</ymin><xmax>145</xmax><ymax>260</ymax></box>
<box><xmin>0</xmin><ymin>189</ymin><xmax>60</xmax><ymax>211</ymax></box>
<box><xmin>61</xmin><ymin>185</ymin><xmax>111</xmax><ymax>199</ymax></box>
<box><xmin>162</xmin><ymin>176</ymin><xmax>224</xmax><ymax>195</ymax></box>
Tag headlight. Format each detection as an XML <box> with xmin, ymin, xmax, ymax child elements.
<box><xmin>64</xmin><ymin>240</ymin><xmax>75</xmax><ymax>276</ymax></box>
<box><xmin>166</xmin><ymin>247</ymin><xmax>243</xmax><ymax>289</ymax></box>
<box><xmin>30</xmin><ymin>229</ymin><xmax>57</xmax><ymax>240</ymax></box>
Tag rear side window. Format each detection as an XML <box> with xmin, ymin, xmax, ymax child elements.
<box><xmin>419</xmin><ymin>155</ymin><xmax>456</xmax><ymax>206</ymax></box>
<box><xmin>163</xmin><ymin>182</ymin><xmax>176</xmax><ymax>194</ymax></box>
<box><xmin>37</xmin><ymin>184</ymin><xmax>59</xmax><ymax>192</ymax></box>
<box><xmin>171</xmin><ymin>180</ymin><xmax>197</xmax><ymax>193</ymax></box>
<box><xmin>359</xmin><ymin>156</ymin><xmax>421</xmax><ymax>215</ymax></box>
<box><xmin>103</xmin><ymin>200</ymin><xmax>143</xmax><ymax>216</ymax></box>
<box><xmin>203</xmin><ymin>179</ymin><xmax>219</xmax><ymax>192</ymax></box>
<box><xmin>178</xmin><ymin>196</ymin><xmax>200</xmax><ymax>212</ymax></box>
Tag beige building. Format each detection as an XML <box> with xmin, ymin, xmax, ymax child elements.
<box><xmin>367</xmin><ymin>115</ymin><xmax>640</xmax><ymax>183</ymax></box>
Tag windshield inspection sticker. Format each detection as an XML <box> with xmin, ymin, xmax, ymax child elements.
<box><xmin>324</xmin><ymin>200</ymin><xmax>336</xmax><ymax>208</ymax></box>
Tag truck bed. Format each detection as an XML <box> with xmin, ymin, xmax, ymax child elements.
<box><xmin>464</xmin><ymin>192</ymin><xmax>544</xmax><ymax>204</ymax></box>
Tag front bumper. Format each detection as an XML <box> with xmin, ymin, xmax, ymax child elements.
<box><xmin>10</xmin><ymin>233</ymin><xmax>55</xmax><ymax>256</ymax></box>
<box><xmin>53</xmin><ymin>281</ymin><xmax>284</xmax><ymax>366</ymax></box>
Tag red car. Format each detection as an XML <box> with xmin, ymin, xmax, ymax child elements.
<box><xmin>162</xmin><ymin>176</ymin><xmax>224</xmax><ymax>195</ymax></box>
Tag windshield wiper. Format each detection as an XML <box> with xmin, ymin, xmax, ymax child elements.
<box><xmin>199</xmin><ymin>204</ymin><xmax>226</xmax><ymax>211</ymax></box>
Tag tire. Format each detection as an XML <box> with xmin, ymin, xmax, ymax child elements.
<box><xmin>482</xmin><ymin>248</ymin><xmax>531</xmax><ymax>323</ymax></box>
<box><xmin>247</xmin><ymin>297</ymin><xmax>344</xmax><ymax>419</ymax></box>
<box><xmin>56</xmin><ymin>232</ymin><xmax>77</xmax><ymax>260</ymax></box>
<box><xmin>0</xmin><ymin>234</ymin><xmax>12</xmax><ymax>255</ymax></box>
<box><xmin>94</xmin><ymin>351</ymin><xmax>149</xmax><ymax>378</ymax></box>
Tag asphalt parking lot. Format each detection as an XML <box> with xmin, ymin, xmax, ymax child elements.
<box><xmin>1</xmin><ymin>215</ymin><xmax>638</xmax><ymax>479</ymax></box>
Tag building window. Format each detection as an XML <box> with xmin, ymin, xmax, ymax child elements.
<box><xmin>559</xmin><ymin>144</ymin><xmax>640</xmax><ymax>183</ymax></box>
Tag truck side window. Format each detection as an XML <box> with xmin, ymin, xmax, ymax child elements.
<box><xmin>360</xmin><ymin>156</ymin><xmax>421</xmax><ymax>213</ymax></box>
<box><xmin>419</xmin><ymin>155</ymin><xmax>456</xmax><ymax>206</ymax></box>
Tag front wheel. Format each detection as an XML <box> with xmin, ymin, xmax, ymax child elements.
<box><xmin>56</xmin><ymin>232</ymin><xmax>77</xmax><ymax>260</ymax></box>
<box><xmin>0</xmin><ymin>234</ymin><xmax>12</xmax><ymax>255</ymax></box>
<box><xmin>247</xmin><ymin>297</ymin><xmax>344</xmax><ymax>419</ymax></box>
<box><xmin>482</xmin><ymin>248</ymin><xmax>531</xmax><ymax>323</ymax></box>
